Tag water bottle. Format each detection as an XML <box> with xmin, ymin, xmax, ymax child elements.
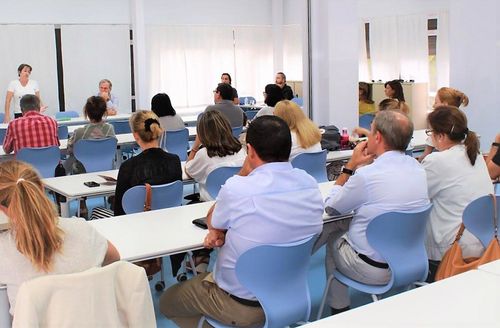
<box><xmin>340</xmin><ymin>127</ymin><xmax>349</xmax><ymax>150</ymax></box>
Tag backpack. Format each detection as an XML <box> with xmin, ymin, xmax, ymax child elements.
<box><xmin>319</xmin><ymin>125</ymin><xmax>341</xmax><ymax>151</ymax></box>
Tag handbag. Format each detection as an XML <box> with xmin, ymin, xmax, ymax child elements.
<box><xmin>435</xmin><ymin>194</ymin><xmax>500</xmax><ymax>281</ymax></box>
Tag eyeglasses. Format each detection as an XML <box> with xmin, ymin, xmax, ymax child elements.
<box><xmin>425</xmin><ymin>129</ymin><xmax>434</xmax><ymax>136</ymax></box>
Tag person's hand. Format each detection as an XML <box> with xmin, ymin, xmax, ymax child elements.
<box><xmin>495</xmin><ymin>133</ymin><xmax>500</xmax><ymax>144</ymax></box>
<box><xmin>3</xmin><ymin>115</ymin><xmax>9</xmax><ymax>123</ymax></box>
<box><xmin>106</xmin><ymin>108</ymin><xmax>117</xmax><ymax>116</ymax></box>
<box><xmin>348</xmin><ymin>141</ymin><xmax>375</xmax><ymax>169</ymax></box>
<box><xmin>204</xmin><ymin>229</ymin><xmax>225</xmax><ymax>248</ymax></box>
<box><xmin>40</xmin><ymin>105</ymin><xmax>48</xmax><ymax>113</ymax></box>
<box><xmin>99</xmin><ymin>92</ymin><xmax>110</xmax><ymax>102</ymax></box>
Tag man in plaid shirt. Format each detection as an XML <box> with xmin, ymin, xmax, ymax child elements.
<box><xmin>3</xmin><ymin>94</ymin><xmax>59</xmax><ymax>154</ymax></box>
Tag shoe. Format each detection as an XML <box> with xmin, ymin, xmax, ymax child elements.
<box><xmin>331</xmin><ymin>306</ymin><xmax>350</xmax><ymax>316</ymax></box>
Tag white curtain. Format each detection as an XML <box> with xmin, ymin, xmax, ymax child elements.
<box><xmin>61</xmin><ymin>25</ymin><xmax>131</xmax><ymax>113</ymax></box>
<box><xmin>358</xmin><ymin>21</ymin><xmax>370</xmax><ymax>82</ymax></box>
<box><xmin>436</xmin><ymin>11</ymin><xmax>450</xmax><ymax>88</ymax></box>
<box><xmin>283</xmin><ymin>25</ymin><xmax>303</xmax><ymax>81</ymax></box>
<box><xmin>369</xmin><ymin>16</ymin><xmax>399</xmax><ymax>81</ymax></box>
<box><xmin>0</xmin><ymin>25</ymin><xmax>58</xmax><ymax>116</ymax></box>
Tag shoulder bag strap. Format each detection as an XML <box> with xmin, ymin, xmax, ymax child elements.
<box><xmin>454</xmin><ymin>223</ymin><xmax>466</xmax><ymax>243</ymax></box>
<box><xmin>144</xmin><ymin>183</ymin><xmax>152</xmax><ymax>212</ymax></box>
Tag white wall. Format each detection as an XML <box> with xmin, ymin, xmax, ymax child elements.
<box><xmin>357</xmin><ymin>0</ymin><xmax>449</xmax><ymax>19</ymax></box>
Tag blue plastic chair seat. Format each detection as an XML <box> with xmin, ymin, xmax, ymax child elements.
<box><xmin>463</xmin><ymin>194</ymin><xmax>500</xmax><ymax>248</ymax></box>
<box><xmin>291</xmin><ymin>150</ymin><xmax>328</xmax><ymax>183</ymax></box>
<box><xmin>122</xmin><ymin>180</ymin><xmax>183</xmax><ymax>214</ymax></box>
<box><xmin>359</xmin><ymin>114</ymin><xmax>375</xmax><ymax>130</ymax></box>
<box><xmin>16</xmin><ymin>146</ymin><xmax>61</xmax><ymax>178</ymax></box>
<box><xmin>111</xmin><ymin>120</ymin><xmax>131</xmax><ymax>134</ymax></box>
<box><xmin>73</xmin><ymin>137</ymin><xmax>118</xmax><ymax>173</ymax></box>
<box><xmin>160</xmin><ymin>128</ymin><xmax>189</xmax><ymax>161</ymax></box>
<box><xmin>205</xmin><ymin>166</ymin><xmax>242</xmax><ymax>199</ymax></box>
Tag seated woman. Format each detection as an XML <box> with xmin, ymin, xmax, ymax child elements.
<box><xmin>185</xmin><ymin>110</ymin><xmax>246</xmax><ymax>202</ymax></box>
<box><xmin>358</xmin><ymin>82</ymin><xmax>376</xmax><ymax>115</ymax></box>
<box><xmin>273</xmin><ymin>100</ymin><xmax>322</xmax><ymax>159</ymax></box>
<box><xmin>418</xmin><ymin>87</ymin><xmax>470</xmax><ymax>162</ymax></box>
<box><xmin>384</xmin><ymin>80</ymin><xmax>410</xmax><ymax>115</ymax></box>
<box><xmin>0</xmin><ymin>160</ymin><xmax>120</xmax><ymax>315</ymax></box>
<box><xmin>254</xmin><ymin>84</ymin><xmax>285</xmax><ymax>118</ymax></box>
<box><xmin>421</xmin><ymin>106</ymin><xmax>493</xmax><ymax>281</ymax></box>
<box><xmin>353</xmin><ymin>98</ymin><xmax>401</xmax><ymax>137</ymax></box>
<box><xmin>487</xmin><ymin>133</ymin><xmax>500</xmax><ymax>180</ymax></box>
<box><xmin>151</xmin><ymin>93</ymin><xmax>185</xmax><ymax>131</ymax></box>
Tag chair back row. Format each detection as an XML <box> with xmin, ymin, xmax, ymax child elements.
<box><xmin>291</xmin><ymin>150</ymin><xmax>328</xmax><ymax>183</ymax></box>
<box><xmin>160</xmin><ymin>128</ymin><xmax>189</xmax><ymax>161</ymax></box>
<box><xmin>122</xmin><ymin>180</ymin><xmax>183</xmax><ymax>214</ymax></box>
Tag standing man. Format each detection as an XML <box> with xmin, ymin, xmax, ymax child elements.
<box><xmin>97</xmin><ymin>79</ymin><xmax>118</xmax><ymax>116</ymax></box>
<box><xmin>275</xmin><ymin>72</ymin><xmax>294</xmax><ymax>100</ymax></box>
<box><xmin>204</xmin><ymin>83</ymin><xmax>244</xmax><ymax>128</ymax></box>
<box><xmin>159</xmin><ymin>116</ymin><xmax>324</xmax><ymax>327</ymax></box>
<box><xmin>221</xmin><ymin>73</ymin><xmax>239</xmax><ymax>105</ymax></box>
<box><xmin>3</xmin><ymin>94</ymin><xmax>59</xmax><ymax>154</ymax></box>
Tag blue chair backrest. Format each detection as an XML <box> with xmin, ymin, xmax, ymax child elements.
<box><xmin>231</xmin><ymin>126</ymin><xmax>243</xmax><ymax>138</ymax></box>
<box><xmin>122</xmin><ymin>180</ymin><xmax>183</xmax><ymax>214</ymax></box>
<box><xmin>236</xmin><ymin>236</ymin><xmax>316</xmax><ymax>328</ymax></box>
<box><xmin>0</xmin><ymin>285</ymin><xmax>9</xmax><ymax>328</ymax></box>
<box><xmin>359</xmin><ymin>114</ymin><xmax>375</xmax><ymax>130</ymax></box>
<box><xmin>291</xmin><ymin>97</ymin><xmax>304</xmax><ymax>106</ymax></box>
<box><xmin>0</xmin><ymin>113</ymin><xmax>4</xmax><ymax>123</ymax></box>
<box><xmin>239</xmin><ymin>96</ymin><xmax>256</xmax><ymax>105</ymax></box>
<box><xmin>245</xmin><ymin>110</ymin><xmax>258</xmax><ymax>121</ymax></box>
<box><xmin>16</xmin><ymin>146</ymin><xmax>61</xmax><ymax>178</ymax></box>
<box><xmin>111</xmin><ymin>120</ymin><xmax>131</xmax><ymax>134</ymax></box>
<box><xmin>0</xmin><ymin>128</ymin><xmax>7</xmax><ymax>144</ymax></box>
<box><xmin>366</xmin><ymin>204</ymin><xmax>432</xmax><ymax>290</ymax></box>
<box><xmin>160</xmin><ymin>128</ymin><xmax>189</xmax><ymax>161</ymax></box>
<box><xmin>55</xmin><ymin>111</ymin><xmax>79</xmax><ymax>119</ymax></box>
<box><xmin>73</xmin><ymin>138</ymin><xmax>117</xmax><ymax>173</ymax></box>
<box><xmin>291</xmin><ymin>150</ymin><xmax>328</xmax><ymax>183</ymax></box>
<box><xmin>463</xmin><ymin>194</ymin><xmax>500</xmax><ymax>248</ymax></box>
<box><xmin>58</xmin><ymin>125</ymin><xmax>69</xmax><ymax>140</ymax></box>
<box><xmin>206</xmin><ymin>166</ymin><xmax>242</xmax><ymax>199</ymax></box>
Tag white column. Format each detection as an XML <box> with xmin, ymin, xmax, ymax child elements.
<box><xmin>272</xmin><ymin>0</ymin><xmax>284</xmax><ymax>73</ymax></box>
<box><xmin>130</xmin><ymin>0</ymin><xmax>148</xmax><ymax>110</ymax></box>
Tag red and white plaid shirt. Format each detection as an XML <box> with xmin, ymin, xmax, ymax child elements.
<box><xmin>3</xmin><ymin>111</ymin><xmax>60</xmax><ymax>154</ymax></box>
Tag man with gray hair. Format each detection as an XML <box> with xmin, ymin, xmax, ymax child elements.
<box><xmin>316</xmin><ymin>110</ymin><xmax>429</xmax><ymax>315</ymax></box>
<box><xmin>97</xmin><ymin>79</ymin><xmax>118</xmax><ymax>115</ymax></box>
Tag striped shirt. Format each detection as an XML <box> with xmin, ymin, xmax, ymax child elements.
<box><xmin>3</xmin><ymin>111</ymin><xmax>59</xmax><ymax>154</ymax></box>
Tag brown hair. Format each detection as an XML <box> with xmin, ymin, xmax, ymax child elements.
<box><xmin>129</xmin><ymin>110</ymin><xmax>163</xmax><ymax>143</ymax></box>
<box><xmin>84</xmin><ymin>96</ymin><xmax>108</xmax><ymax>122</ymax></box>
<box><xmin>359</xmin><ymin>82</ymin><xmax>374</xmax><ymax>104</ymax></box>
<box><xmin>378</xmin><ymin>98</ymin><xmax>401</xmax><ymax>112</ymax></box>
<box><xmin>0</xmin><ymin>161</ymin><xmax>63</xmax><ymax>272</ymax></box>
<box><xmin>428</xmin><ymin>106</ymin><xmax>479</xmax><ymax>165</ymax></box>
<box><xmin>437</xmin><ymin>87</ymin><xmax>469</xmax><ymax>108</ymax></box>
<box><xmin>274</xmin><ymin>100</ymin><xmax>321</xmax><ymax>149</ymax></box>
<box><xmin>197</xmin><ymin>110</ymin><xmax>242</xmax><ymax>158</ymax></box>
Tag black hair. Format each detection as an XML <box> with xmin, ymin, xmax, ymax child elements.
<box><xmin>84</xmin><ymin>96</ymin><xmax>107</xmax><ymax>122</ymax></box>
<box><xmin>216</xmin><ymin>83</ymin><xmax>234</xmax><ymax>101</ymax></box>
<box><xmin>17</xmin><ymin>64</ymin><xmax>32</xmax><ymax>76</ymax></box>
<box><xmin>151</xmin><ymin>93</ymin><xmax>176</xmax><ymax>117</ymax></box>
<box><xmin>246</xmin><ymin>116</ymin><xmax>291</xmax><ymax>162</ymax></box>
<box><xmin>264</xmin><ymin>84</ymin><xmax>285</xmax><ymax>107</ymax></box>
<box><xmin>221</xmin><ymin>73</ymin><xmax>232</xmax><ymax>84</ymax></box>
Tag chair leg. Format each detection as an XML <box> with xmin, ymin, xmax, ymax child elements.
<box><xmin>187</xmin><ymin>251</ymin><xmax>198</xmax><ymax>277</ymax></box>
<box><xmin>316</xmin><ymin>274</ymin><xmax>335</xmax><ymax>321</ymax></box>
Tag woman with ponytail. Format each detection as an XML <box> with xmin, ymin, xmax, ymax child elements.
<box><xmin>421</xmin><ymin>106</ymin><xmax>493</xmax><ymax>281</ymax></box>
<box><xmin>0</xmin><ymin>160</ymin><xmax>119</xmax><ymax>315</ymax></box>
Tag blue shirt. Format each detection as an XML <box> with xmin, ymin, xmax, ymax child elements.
<box><xmin>212</xmin><ymin>162</ymin><xmax>324</xmax><ymax>299</ymax></box>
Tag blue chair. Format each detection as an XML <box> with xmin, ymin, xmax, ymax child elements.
<box><xmin>359</xmin><ymin>114</ymin><xmax>375</xmax><ymax>130</ymax></box>
<box><xmin>55</xmin><ymin>111</ymin><xmax>79</xmax><ymax>119</ymax></box>
<box><xmin>73</xmin><ymin>138</ymin><xmax>117</xmax><ymax>173</ymax></box>
<box><xmin>245</xmin><ymin>110</ymin><xmax>258</xmax><ymax>121</ymax></box>
<box><xmin>291</xmin><ymin>150</ymin><xmax>328</xmax><ymax>183</ymax></box>
<box><xmin>57</xmin><ymin>125</ymin><xmax>69</xmax><ymax>140</ymax></box>
<box><xmin>160</xmin><ymin>128</ymin><xmax>189</xmax><ymax>161</ymax></box>
<box><xmin>16</xmin><ymin>146</ymin><xmax>61</xmax><ymax>178</ymax></box>
<box><xmin>496</xmin><ymin>184</ymin><xmax>500</xmax><ymax>196</ymax></box>
<box><xmin>111</xmin><ymin>120</ymin><xmax>131</xmax><ymax>134</ymax></box>
<box><xmin>317</xmin><ymin>204</ymin><xmax>433</xmax><ymax>319</ymax></box>
<box><xmin>122</xmin><ymin>181</ymin><xmax>183</xmax><ymax>214</ymax></box>
<box><xmin>232</xmin><ymin>126</ymin><xmax>243</xmax><ymax>138</ymax></box>
<box><xmin>0</xmin><ymin>285</ymin><xmax>10</xmax><ymax>328</ymax></box>
<box><xmin>0</xmin><ymin>128</ymin><xmax>7</xmax><ymax>144</ymax></box>
<box><xmin>463</xmin><ymin>194</ymin><xmax>500</xmax><ymax>248</ymax></box>
<box><xmin>200</xmin><ymin>236</ymin><xmax>317</xmax><ymax>328</ymax></box>
<box><xmin>291</xmin><ymin>97</ymin><xmax>304</xmax><ymax>106</ymax></box>
<box><xmin>206</xmin><ymin>166</ymin><xmax>242</xmax><ymax>200</ymax></box>
<box><xmin>0</xmin><ymin>113</ymin><xmax>5</xmax><ymax>123</ymax></box>
<box><xmin>239</xmin><ymin>96</ymin><xmax>256</xmax><ymax>105</ymax></box>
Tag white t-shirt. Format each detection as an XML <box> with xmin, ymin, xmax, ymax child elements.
<box><xmin>0</xmin><ymin>217</ymin><xmax>108</xmax><ymax>314</ymax></box>
<box><xmin>185</xmin><ymin>147</ymin><xmax>246</xmax><ymax>201</ymax></box>
<box><xmin>7</xmin><ymin>79</ymin><xmax>40</xmax><ymax>114</ymax></box>
<box><xmin>289</xmin><ymin>131</ymin><xmax>322</xmax><ymax>160</ymax></box>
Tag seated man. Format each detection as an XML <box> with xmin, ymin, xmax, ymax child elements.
<box><xmin>3</xmin><ymin>94</ymin><xmax>59</xmax><ymax>154</ymax></box>
<box><xmin>315</xmin><ymin>110</ymin><xmax>429</xmax><ymax>314</ymax></box>
<box><xmin>205</xmin><ymin>83</ymin><xmax>244</xmax><ymax>128</ymax></box>
<box><xmin>160</xmin><ymin>116</ymin><xmax>324</xmax><ymax>327</ymax></box>
<box><xmin>275</xmin><ymin>71</ymin><xmax>294</xmax><ymax>100</ymax></box>
<box><xmin>486</xmin><ymin>133</ymin><xmax>500</xmax><ymax>179</ymax></box>
<box><xmin>221</xmin><ymin>72</ymin><xmax>239</xmax><ymax>105</ymax></box>
<box><xmin>97</xmin><ymin>79</ymin><xmax>118</xmax><ymax>116</ymax></box>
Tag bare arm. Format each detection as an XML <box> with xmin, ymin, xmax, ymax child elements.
<box><xmin>417</xmin><ymin>145</ymin><xmax>435</xmax><ymax>162</ymax></box>
<box><xmin>102</xmin><ymin>241</ymin><xmax>121</xmax><ymax>265</ymax></box>
<box><xmin>486</xmin><ymin>134</ymin><xmax>500</xmax><ymax>179</ymax></box>
<box><xmin>335</xmin><ymin>141</ymin><xmax>375</xmax><ymax>186</ymax></box>
<box><xmin>204</xmin><ymin>203</ymin><xmax>226</xmax><ymax>248</ymax></box>
<box><xmin>4</xmin><ymin>91</ymin><xmax>13</xmax><ymax>122</ymax></box>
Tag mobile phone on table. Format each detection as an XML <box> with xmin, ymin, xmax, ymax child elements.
<box><xmin>84</xmin><ymin>181</ymin><xmax>100</xmax><ymax>187</ymax></box>
<box><xmin>192</xmin><ymin>217</ymin><xmax>208</xmax><ymax>229</ymax></box>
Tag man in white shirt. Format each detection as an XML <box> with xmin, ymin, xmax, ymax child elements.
<box><xmin>97</xmin><ymin>79</ymin><xmax>118</xmax><ymax>116</ymax></box>
<box><xmin>160</xmin><ymin>116</ymin><xmax>324</xmax><ymax>327</ymax></box>
<box><xmin>317</xmin><ymin>110</ymin><xmax>429</xmax><ymax>314</ymax></box>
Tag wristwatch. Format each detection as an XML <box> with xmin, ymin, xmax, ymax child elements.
<box><xmin>341</xmin><ymin>167</ymin><xmax>354</xmax><ymax>176</ymax></box>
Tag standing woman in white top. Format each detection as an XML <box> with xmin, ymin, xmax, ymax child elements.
<box><xmin>4</xmin><ymin>64</ymin><xmax>45</xmax><ymax>122</ymax></box>
<box><xmin>422</xmin><ymin>106</ymin><xmax>493</xmax><ymax>281</ymax></box>
<box><xmin>274</xmin><ymin>100</ymin><xmax>322</xmax><ymax>160</ymax></box>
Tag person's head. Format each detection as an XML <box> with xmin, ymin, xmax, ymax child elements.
<box><xmin>20</xmin><ymin>94</ymin><xmax>41</xmax><ymax>114</ymax></box>
<box><xmin>196</xmin><ymin>110</ymin><xmax>241</xmax><ymax>158</ymax></box>
<box><xmin>221</xmin><ymin>73</ymin><xmax>232</xmax><ymax>85</ymax></box>
<box><xmin>274</xmin><ymin>100</ymin><xmax>321</xmax><ymax>149</ymax></box>
<box><xmin>0</xmin><ymin>160</ymin><xmax>63</xmax><ymax>272</ymax></box>
<box><xmin>368</xmin><ymin>110</ymin><xmax>413</xmax><ymax>155</ymax></box>
<box><xmin>17</xmin><ymin>64</ymin><xmax>32</xmax><ymax>78</ymax></box>
<box><xmin>434</xmin><ymin>87</ymin><xmax>469</xmax><ymax>109</ymax></box>
<box><xmin>84</xmin><ymin>96</ymin><xmax>108</xmax><ymax>122</ymax></box>
<box><xmin>246</xmin><ymin>116</ymin><xmax>291</xmax><ymax>164</ymax></box>
<box><xmin>214</xmin><ymin>83</ymin><xmax>233</xmax><ymax>102</ymax></box>
<box><xmin>427</xmin><ymin>106</ymin><xmax>479</xmax><ymax>165</ymax></box>
<box><xmin>384</xmin><ymin>80</ymin><xmax>405</xmax><ymax>102</ymax></box>
<box><xmin>129</xmin><ymin>110</ymin><xmax>163</xmax><ymax>145</ymax></box>
<box><xmin>263</xmin><ymin>84</ymin><xmax>285</xmax><ymax>107</ymax></box>
<box><xmin>275</xmin><ymin>72</ymin><xmax>286</xmax><ymax>86</ymax></box>
<box><xmin>378</xmin><ymin>98</ymin><xmax>401</xmax><ymax>112</ymax></box>
<box><xmin>359</xmin><ymin>82</ymin><xmax>374</xmax><ymax>104</ymax></box>
<box><xmin>151</xmin><ymin>93</ymin><xmax>176</xmax><ymax>117</ymax></box>
<box><xmin>99</xmin><ymin>79</ymin><xmax>112</xmax><ymax>94</ymax></box>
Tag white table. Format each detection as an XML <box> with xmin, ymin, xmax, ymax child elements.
<box><xmin>304</xmin><ymin>269</ymin><xmax>500</xmax><ymax>327</ymax></box>
<box><xmin>478</xmin><ymin>259</ymin><xmax>500</xmax><ymax>276</ymax></box>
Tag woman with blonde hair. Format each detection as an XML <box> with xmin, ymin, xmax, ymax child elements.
<box><xmin>274</xmin><ymin>100</ymin><xmax>322</xmax><ymax>159</ymax></box>
<box><xmin>0</xmin><ymin>160</ymin><xmax>120</xmax><ymax>315</ymax></box>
